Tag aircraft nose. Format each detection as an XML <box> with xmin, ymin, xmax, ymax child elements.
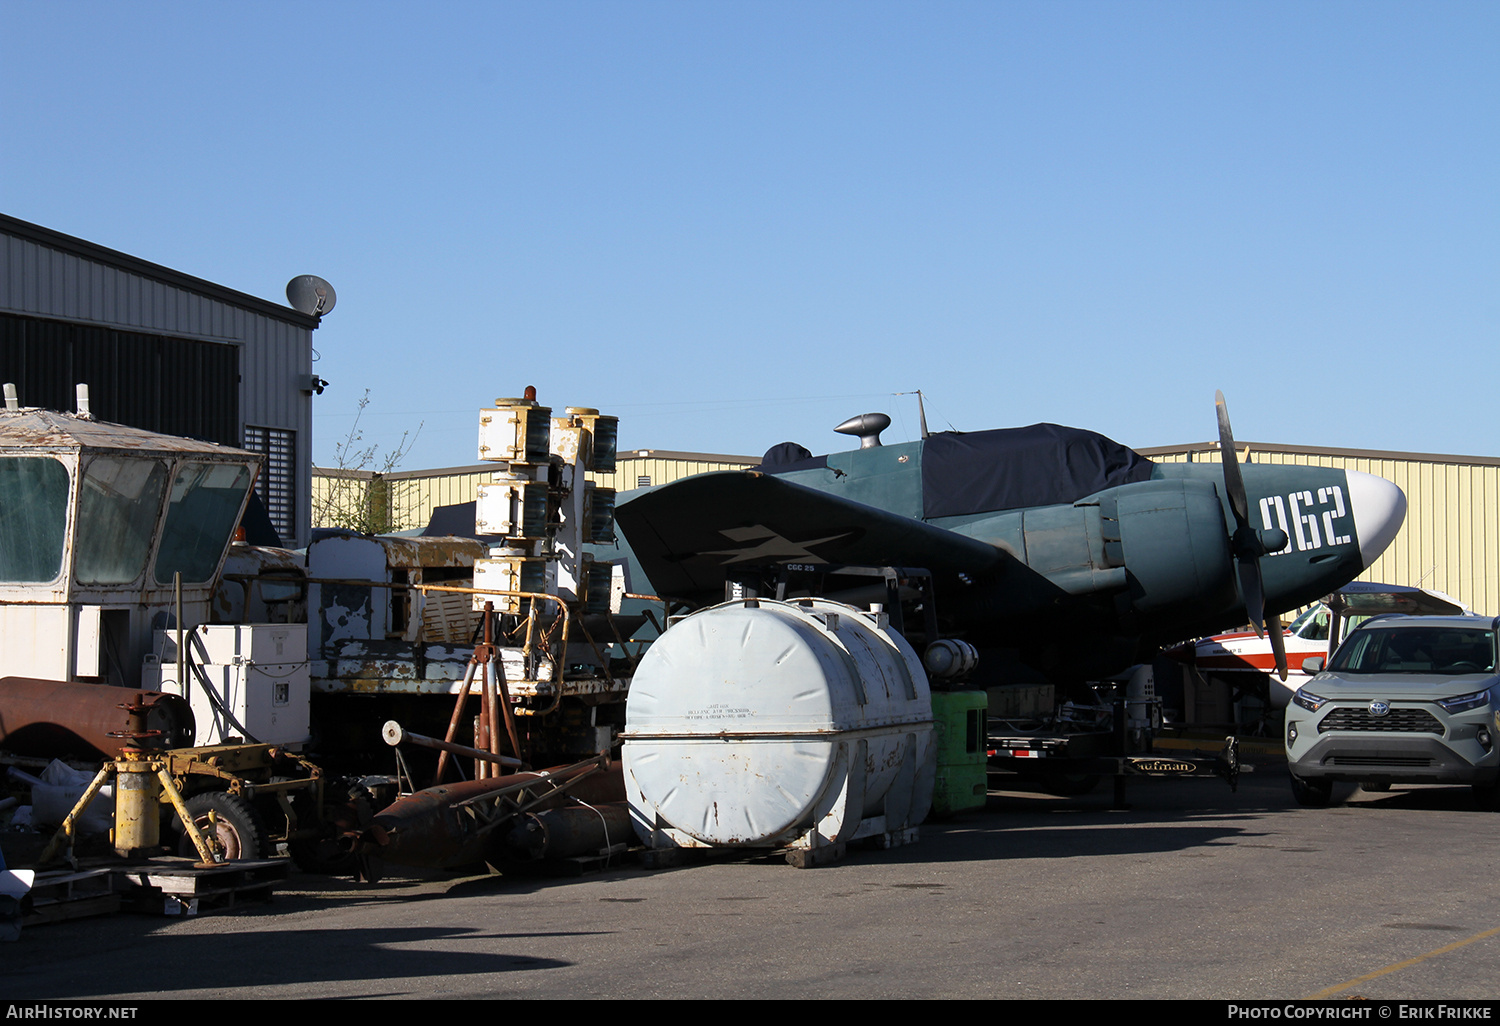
<box><xmin>1347</xmin><ymin>470</ymin><xmax>1406</xmax><ymax>568</ymax></box>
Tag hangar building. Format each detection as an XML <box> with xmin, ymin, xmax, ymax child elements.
<box><xmin>0</xmin><ymin>213</ymin><xmax>319</xmax><ymax>547</ymax></box>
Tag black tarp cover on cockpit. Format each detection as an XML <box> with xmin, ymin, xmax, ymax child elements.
<box><xmin>920</xmin><ymin>423</ymin><xmax>1154</xmax><ymax>519</ymax></box>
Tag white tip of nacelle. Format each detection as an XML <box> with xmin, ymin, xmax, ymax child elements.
<box><xmin>1348</xmin><ymin>470</ymin><xmax>1406</xmax><ymax>568</ymax></box>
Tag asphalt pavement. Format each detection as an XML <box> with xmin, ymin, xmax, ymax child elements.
<box><xmin>5</xmin><ymin>750</ymin><xmax>1500</xmax><ymax>1001</ymax></box>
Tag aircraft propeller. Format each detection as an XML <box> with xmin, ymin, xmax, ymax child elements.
<box><xmin>1215</xmin><ymin>391</ymin><xmax>1292</xmax><ymax>680</ymax></box>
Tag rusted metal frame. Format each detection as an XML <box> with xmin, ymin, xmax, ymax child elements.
<box><xmin>416</xmin><ymin>585</ymin><xmax>575</xmax><ymax>738</ymax></box>
<box><xmin>158</xmin><ymin>764</ymin><xmax>223</xmax><ymax>864</ymax></box>
<box><xmin>434</xmin><ymin>656</ymin><xmax>480</xmax><ymax>786</ymax></box>
<box><xmin>606</xmin><ymin>614</ymin><xmax>641</xmax><ymax>673</ymax></box>
<box><xmin>513</xmin><ymin>689</ymin><xmax>562</xmax><ymax>717</ymax></box>
<box><xmin>385</xmin><ymin>721</ymin><xmax>523</xmax><ymax>768</ymax></box>
<box><xmin>451</xmin><ymin>756</ymin><xmax>608</xmax><ymax>839</ymax></box>
<box><xmin>222</xmin><ymin>778</ymin><xmax>303</xmax><ymax>802</ymax></box>
<box><xmin>491</xmin><ymin>652</ymin><xmax>522</xmax><ymax>760</ymax></box>
<box><xmin>518</xmin><ymin>599</ymin><xmax>546</xmax><ymax>681</ymax></box>
<box><xmin>571</xmin><ymin>616</ymin><xmax>616</xmax><ymax>688</ymax></box>
<box><xmin>474</xmin><ymin>602</ymin><xmax>524</xmax><ymax>773</ymax></box>
<box><xmin>36</xmin><ymin>765</ymin><xmax>112</xmax><ymax>865</ymax></box>
<box><xmin>416</xmin><ymin>584</ymin><xmax>570</xmax><ymax>686</ymax></box>
<box><xmin>458</xmin><ymin>790</ymin><xmax>523</xmax><ymax>833</ymax></box>
<box><xmin>160</xmin><ymin>745</ymin><xmax>323</xmax><ymax>848</ymax></box>
<box><xmin>229</xmin><ymin>775</ymin><xmax>322</xmax><ymax>802</ymax></box>
<box><xmin>36</xmin><ymin>759</ymin><xmax>222</xmax><ymax>866</ymax></box>
<box><xmin>523</xmin><ymin>603</ymin><xmax>542</xmax><ymax>680</ymax></box>
<box><xmin>270</xmin><ymin>789</ymin><xmax>298</xmax><ymax>843</ymax></box>
<box><xmin>477</xmin><ymin>634</ymin><xmax>494</xmax><ymax>779</ymax></box>
<box><xmin>392</xmin><ymin>745</ymin><xmax>417</xmax><ymax>794</ymax></box>
<box><xmin>533</xmin><ymin>609</ymin><xmax>571</xmax><ymax>684</ymax></box>
<box><xmin>162</xmin><ymin>745</ymin><xmax>321</xmax><ymax>791</ymax></box>
<box><xmin>481</xmin><ymin>604</ymin><xmax>499</xmax><ymax>775</ymax></box>
<box><xmin>451</xmin><ymin>760</ymin><xmax>607</xmax><ymax>832</ymax></box>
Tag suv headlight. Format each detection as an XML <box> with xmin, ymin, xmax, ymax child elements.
<box><xmin>1293</xmin><ymin>689</ymin><xmax>1331</xmax><ymax>713</ymax></box>
<box><xmin>1438</xmin><ymin>689</ymin><xmax>1492</xmax><ymax>713</ymax></box>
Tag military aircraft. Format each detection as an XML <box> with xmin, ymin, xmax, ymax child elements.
<box><xmin>611</xmin><ymin>394</ymin><xmax>1407</xmax><ymax>687</ymax></box>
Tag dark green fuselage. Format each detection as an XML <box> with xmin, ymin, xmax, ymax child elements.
<box><xmin>613</xmin><ymin>429</ymin><xmax>1393</xmax><ymax>683</ymax></box>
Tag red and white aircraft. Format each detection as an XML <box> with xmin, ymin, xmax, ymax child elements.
<box><xmin>1168</xmin><ymin>582</ymin><xmax>1468</xmax><ymax>708</ymax></box>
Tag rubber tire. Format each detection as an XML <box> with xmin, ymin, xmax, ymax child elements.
<box><xmin>176</xmin><ymin>791</ymin><xmax>269</xmax><ymax>861</ymax></box>
<box><xmin>1360</xmin><ymin>781</ymin><xmax>1391</xmax><ymax>793</ymax></box>
<box><xmin>1290</xmin><ymin>772</ymin><xmax>1333</xmax><ymax>807</ymax></box>
<box><xmin>1473</xmin><ymin>783</ymin><xmax>1500</xmax><ymax>811</ymax></box>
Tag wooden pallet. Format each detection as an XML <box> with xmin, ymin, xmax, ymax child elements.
<box><xmin>118</xmin><ymin>857</ymin><xmax>289</xmax><ymax>916</ymax></box>
<box><xmin>22</xmin><ymin>867</ymin><xmax>123</xmax><ymax>926</ymax></box>
<box><xmin>20</xmin><ymin>857</ymin><xmax>289</xmax><ymax>924</ymax></box>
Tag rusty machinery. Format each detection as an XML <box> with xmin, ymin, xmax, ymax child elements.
<box><xmin>5</xmin><ymin>677</ymin><xmax>331</xmax><ymax>867</ymax></box>
<box><xmin>30</xmin><ymin>682</ymin><xmax>224</xmax><ymax>865</ymax></box>
<box><xmin>347</xmin><ymin>753</ymin><xmax>628</xmax><ymax>881</ymax></box>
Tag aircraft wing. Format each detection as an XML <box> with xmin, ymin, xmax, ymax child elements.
<box><xmin>613</xmin><ymin>470</ymin><xmax>1013</xmax><ymax>601</ymax></box>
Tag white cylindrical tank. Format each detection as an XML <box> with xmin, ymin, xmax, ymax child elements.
<box><xmin>623</xmin><ymin>598</ymin><xmax>935</xmax><ymax>854</ymax></box>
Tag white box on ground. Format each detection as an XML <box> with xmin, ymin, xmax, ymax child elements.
<box><xmin>145</xmin><ymin>624</ymin><xmax>310</xmax><ymax>748</ymax></box>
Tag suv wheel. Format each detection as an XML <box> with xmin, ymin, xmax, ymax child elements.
<box><xmin>1290</xmin><ymin>772</ymin><xmax>1333</xmax><ymax>807</ymax></box>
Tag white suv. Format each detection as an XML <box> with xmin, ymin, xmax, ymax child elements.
<box><xmin>1285</xmin><ymin>615</ymin><xmax>1500</xmax><ymax>807</ymax></box>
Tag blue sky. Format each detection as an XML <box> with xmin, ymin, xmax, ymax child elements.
<box><xmin>4</xmin><ymin>1</ymin><xmax>1495</xmax><ymax>470</ymax></box>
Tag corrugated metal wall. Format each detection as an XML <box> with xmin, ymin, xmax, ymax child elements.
<box><xmin>1</xmin><ymin>216</ymin><xmax>316</xmax><ymax>547</ymax></box>
<box><xmin>0</xmin><ymin>313</ymin><xmax>240</xmax><ymax>443</ymax></box>
<box><xmin>1143</xmin><ymin>444</ymin><xmax>1500</xmax><ymax>617</ymax></box>
<box><xmin>590</xmin><ymin>451</ymin><xmax>758</xmax><ymax>493</ymax></box>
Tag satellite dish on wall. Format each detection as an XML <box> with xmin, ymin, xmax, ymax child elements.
<box><xmin>286</xmin><ymin>275</ymin><xmax>337</xmax><ymax>317</ymax></box>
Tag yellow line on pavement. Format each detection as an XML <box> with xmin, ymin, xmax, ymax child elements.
<box><xmin>1305</xmin><ymin>926</ymin><xmax>1500</xmax><ymax>999</ymax></box>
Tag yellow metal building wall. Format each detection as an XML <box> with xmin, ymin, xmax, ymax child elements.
<box><xmin>313</xmin><ymin>454</ymin><xmax>757</xmax><ymax>536</ymax></box>
<box><xmin>589</xmin><ymin>454</ymin><xmax>757</xmax><ymax>493</ymax></box>
<box><xmin>384</xmin><ymin>468</ymin><xmax>490</xmax><ymax>533</ymax></box>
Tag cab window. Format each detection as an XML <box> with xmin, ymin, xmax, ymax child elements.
<box><xmin>75</xmin><ymin>456</ymin><xmax>167</xmax><ymax>585</ymax></box>
<box><xmin>0</xmin><ymin>456</ymin><xmax>70</xmax><ymax>582</ymax></box>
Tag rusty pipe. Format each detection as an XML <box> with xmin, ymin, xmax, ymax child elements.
<box><xmin>0</xmin><ymin>678</ymin><xmax>194</xmax><ymax>759</ymax></box>
<box><xmin>500</xmin><ymin>801</ymin><xmax>632</xmax><ymax>863</ymax></box>
<box><xmin>382</xmin><ymin>720</ymin><xmax>522</xmax><ymax>768</ymax></box>
<box><xmin>511</xmin><ymin>689</ymin><xmax>562</xmax><ymax>717</ymax></box>
<box><xmin>352</xmin><ymin>759</ymin><xmax>624</xmax><ymax>872</ymax></box>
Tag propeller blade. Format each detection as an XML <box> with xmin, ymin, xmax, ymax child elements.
<box><xmin>1215</xmin><ymin>390</ymin><xmax>1250</xmax><ymax>528</ymax></box>
<box><xmin>1218</xmin><ymin>391</ymin><xmax>1270</xmax><ymax>635</ymax></box>
<box><xmin>1268</xmin><ymin>611</ymin><xmax>1288</xmax><ymax>680</ymax></box>
<box><xmin>1237</xmin><ymin>558</ymin><xmax>1265</xmax><ymax>638</ymax></box>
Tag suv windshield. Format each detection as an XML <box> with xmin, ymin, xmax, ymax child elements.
<box><xmin>1329</xmin><ymin>625</ymin><xmax>1496</xmax><ymax>676</ymax></box>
